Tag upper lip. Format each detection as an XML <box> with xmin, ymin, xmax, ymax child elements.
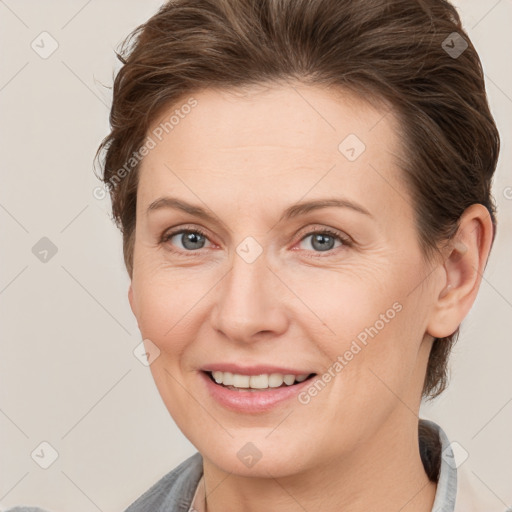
<box><xmin>201</xmin><ymin>363</ymin><xmax>316</xmax><ymax>376</ymax></box>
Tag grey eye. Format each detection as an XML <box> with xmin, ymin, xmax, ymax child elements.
<box><xmin>170</xmin><ymin>231</ymin><xmax>209</xmax><ymax>250</ymax></box>
<box><xmin>299</xmin><ymin>232</ymin><xmax>343</xmax><ymax>252</ymax></box>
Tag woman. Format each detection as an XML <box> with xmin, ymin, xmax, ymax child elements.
<box><xmin>6</xmin><ymin>0</ymin><xmax>500</xmax><ymax>511</ymax></box>
<box><xmin>98</xmin><ymin>0</ymin><xmax>499</xmax><ymax>510</ymax></box>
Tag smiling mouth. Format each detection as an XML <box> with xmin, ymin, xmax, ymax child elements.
<box><xmin>204</xmin><ymin>370</ymin><xmax>317</xmax><ymax>391</ymax></box>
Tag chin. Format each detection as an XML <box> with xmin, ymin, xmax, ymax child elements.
<box><xmin>198</xmin><ymin>435</ymin><xmax>312</xmax><ymax>479</ymax></box>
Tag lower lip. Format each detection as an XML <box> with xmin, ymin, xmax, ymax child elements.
<box><xmin>200</xmin><ymin>371</ymin><xmax>315</xmax><ymax>413</ymax></box>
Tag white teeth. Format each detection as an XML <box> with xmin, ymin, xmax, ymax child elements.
<box><xmin>283</xmin><ymin>374</ymin><xmax>295</xmax><ymax>385</ymax></box>
<box><xmin>222</xmin><ymin>371</ymin><xmax>234</xmax><ymax>385</ymax></box>
<box><xmin>249</xmin><ymin>374</ymin><xmax>268</xmax><ymax>389</ymax></box>
<box><xmin>268</xmin><ymin>373</ymin><xmax>284</xmax><ymax>388</ymax></box>
<box><xmin>232</xmin><ymin>374</ymin><xmax>250</xmax><ymax>388</ymax></box>
<box><xmin>209</xmin><ymin>371</ymin><xmax>311</xmax><ymax>389</ymax></box>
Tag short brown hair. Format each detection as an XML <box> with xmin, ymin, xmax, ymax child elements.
<box><xmin>96</xmin><ymin>0</ymin><xmax>499</xmax><ymax>400</ymax></box>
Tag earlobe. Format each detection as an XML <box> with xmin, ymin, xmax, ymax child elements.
<box><xmin>426</xmin><ymin>204</ymin><xmax>493</xmax><ymax>339</ymax></box>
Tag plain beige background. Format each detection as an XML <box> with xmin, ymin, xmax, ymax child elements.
<box><xmin>1</xmin><ymin>1</ymin><xmax>511</xmax><ymax>510</ymax></box>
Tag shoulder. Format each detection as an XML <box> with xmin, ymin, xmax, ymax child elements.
<box><xmin>123</xmin><ymin>451</ymin><xmax>203</xmax><ymax>512</ymax></box>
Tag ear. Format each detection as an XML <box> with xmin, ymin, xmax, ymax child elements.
<box><xmin>426</xmin><ymin>204</ymin><xmax>494</xmax><ymax>339</ymax></box>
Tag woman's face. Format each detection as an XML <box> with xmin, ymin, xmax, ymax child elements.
<box><xmin>129</xmin><ymin>83</ymin><xmax>441</xmax><ymax>477</ymax></box>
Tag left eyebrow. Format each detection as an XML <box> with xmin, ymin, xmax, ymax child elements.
<box><xmin>279</xmin><ymin>198</ymin><xmax>374</xmax><ymax>222</ymax></box>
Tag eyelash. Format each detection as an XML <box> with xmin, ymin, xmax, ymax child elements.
<box><xmin>160</xmin><ymin>225</ymin><xmax>352</xmax><ymax>258</ymax></box>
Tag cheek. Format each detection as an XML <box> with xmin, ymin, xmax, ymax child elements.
<box><xmin>135</xmin><ymin>286</ymin><xmax>173</xmax><ymax>339</ymax></box>
<box><xmin>279</xmin><ymin>261</ymin><xmax>401</xmax><ymax>345</ymax></box>
<box><xmin>290</xmin><ymin>262</ymin><xmax>424</xmax><ymax>399</ymax></box>
<box><xmin>327</xmin><ymin>294</ymin><xmax>429</xmax><ymax>426</ymax></box>
<box><xmin>134</xmin><ymin>278</ymin><xmax>200</xmax><ymax>420</ymax></box>
<box><xmin>132</xmin><ymin>257</ymin><xmax>208</xmax><ymax>334</ymax></box>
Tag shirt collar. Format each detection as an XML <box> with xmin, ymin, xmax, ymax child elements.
<box><xmin>420</xmin><ymin>418</ymin><xmax>458</xmax><ymax>511</ymax></box>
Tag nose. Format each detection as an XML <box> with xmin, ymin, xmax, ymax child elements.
<box><xmin>210</xmin><ymin>248</ymin><xmax>289</xmax><ymax>344</ymax></box>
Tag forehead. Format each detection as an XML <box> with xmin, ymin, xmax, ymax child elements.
<box><xmin>137</xmin><ymin>83</ymin><xmax>407</xmax><ymax>220</ymax></box>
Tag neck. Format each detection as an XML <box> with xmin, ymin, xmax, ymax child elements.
<box><xmin>196</xmin><ymin>414</ymin><xmax>437</xmax><ymax>512</ymax></box>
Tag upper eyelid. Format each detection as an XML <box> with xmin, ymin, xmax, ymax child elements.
<box><xmin>162</xmin><ymin>224</ymin><xmax>211</xmax><ymax>241</ymax></box>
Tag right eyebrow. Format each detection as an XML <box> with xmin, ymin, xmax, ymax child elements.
<box><xmin>147</xmin><ymin>197</ymin><xmax>216</xmax><ymax>221</ymax></box>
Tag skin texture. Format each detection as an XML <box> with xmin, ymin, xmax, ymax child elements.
<box><xmin>128</xmin><ymin>83</ymin><xmax>493</xmax><ymax>512</ymax></box>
